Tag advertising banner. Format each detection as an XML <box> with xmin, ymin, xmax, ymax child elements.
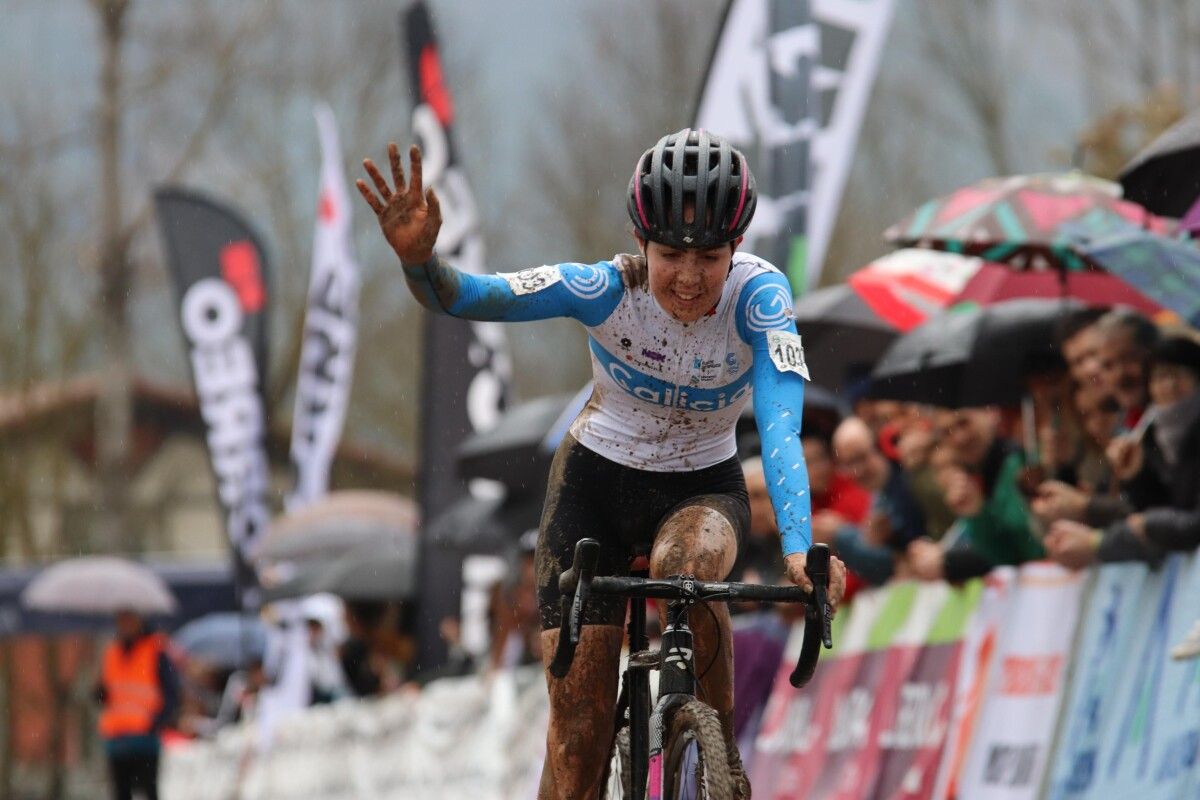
<box><xmin>930</xmin><ymin>568</ymin><xmax>1017</xmax><ymax>800</ymax></box>
<box><xmin>954</xmin><ymin>564</ymin><xmax>1085</xmax><ymax>799</ymax></box>
<box><xmin>1048</xmin><ymin>554</ymin><xmax>1200</xmax><ymax>798</ymax></box>
<box><xmin>155</xmin><ymin>188</ymin><xmax>273</xmax><ymax>603</ymax></box>
<box><xmin>287</xmin><ymin>103</ymin><xmax>361</xmax><ymax>511</ymax></box>
<box><xmin>402</xmin><ymin>0</ymin><xmax>513</xmax><ymax>669</ymax></box>
<box><xmin>751</xmin><ymin>580</ymin><xmax>980</xmax><ymax>798</ymax></box>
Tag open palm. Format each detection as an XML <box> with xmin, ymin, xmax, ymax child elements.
<box><xmin>356</xmin><ymin>143</ymin><xmax>442</xmax><ymax>264</ymax></box>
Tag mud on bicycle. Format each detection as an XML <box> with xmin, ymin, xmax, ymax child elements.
<box><xmin>550</xmin><ymin>538</ymin><xmax>835</xmax><ymax>799</ymax></box>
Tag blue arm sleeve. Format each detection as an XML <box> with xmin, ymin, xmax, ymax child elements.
<box><xmin>737</xmin><ymin>271</ymin><xmax>812</xmax><ymax>556</ymax></box>
<box><xmin>402</xmin><ymin>256</ymin><xmax>622</xmax><ymax>326</ymax></box>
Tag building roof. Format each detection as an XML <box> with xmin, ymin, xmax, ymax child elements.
<box><xmin>0</xmin><ymin>374</ymin><xmax>414</xmax><ymax>486</ymax></box>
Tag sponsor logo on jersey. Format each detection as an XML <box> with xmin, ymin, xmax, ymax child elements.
<box><xmin>744</xmin><ymin>283</ymin><xmax>795</xmax><ymax>332</ymax></box>
<box><xmin>590</xmin><ymin>339</ymin><xmax>751</xmax><ymax>412</ymax></box>
<box><xmin>562</xmin><ymin>263</ymin><xmax>611</xmax><ymax>299</ymax></box>
<box><xmin>691</xmin><ymin>356</ymin><xmax>726</xmax><ymax>384</ymax></box>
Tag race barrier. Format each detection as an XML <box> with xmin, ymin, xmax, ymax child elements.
<box><xmin>162</xmin><ymin>668</ymin><xmax>549</xmax><ymax>800</ymax></box>
<box><xmin>162</xmin><ymin>556</ymin><xmax>1200</xmax><ymax>799</ymax></box>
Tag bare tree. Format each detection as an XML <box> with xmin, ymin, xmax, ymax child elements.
<box><xmin>912</xmin><ymin>0</ymin><xmax>1015</xmax><ymax>177</ymax></box>
<box><xmin>91</xmin><ymin>0</ymin><xmax>134</xmax><ymax>554</ymax></box>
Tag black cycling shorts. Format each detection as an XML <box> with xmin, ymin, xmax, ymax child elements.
<box><xmin>536</xmin><ymin>434</ymin><xmax>750</xmax><ymax>630</ymax></box>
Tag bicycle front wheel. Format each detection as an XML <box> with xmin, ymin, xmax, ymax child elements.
<box><xmin>662</xmin><ymin>700</ymin><xmax>734</xmax><ymax>800</ymax></box>
<box><xmin>603</xmin><ymin>724</ymin><xmax>634</xmax><ymax>799</ymax></box>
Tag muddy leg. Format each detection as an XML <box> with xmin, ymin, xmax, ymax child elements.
<box><xmin>538</xmin><ymin>625</ymin><xmax>624</xmax><ymax>800</ymax></box>
<box><xmin>649</xmin><ymin>506</ymin><xmax>738</xmax><ymax>727</ymax></box>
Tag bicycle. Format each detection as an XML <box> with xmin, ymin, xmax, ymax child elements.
<box><xmin>549</xmin><ymin>538</ymin><xmax>835</xmax><ymax>799</ymax></box>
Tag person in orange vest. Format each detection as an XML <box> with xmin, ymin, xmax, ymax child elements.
<box><xmin>95</xmin><ymin>609</ymin><xmax>180</xmax><ymax>800</ymax></box>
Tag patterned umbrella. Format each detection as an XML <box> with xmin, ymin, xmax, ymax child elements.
<box><xmin>953</xmin><ymin>262</ymin><xmax>1164</xmax><ymax>317</ymax></box>
<box><xmin>1070</xmin><ymin>227</ymin><xmax>1200</xmax><ymax>329</ymax></box>
<box><xmin>885</xmin><ymin>173</ymin><xmax>1172</xmax><ymax>270</ymax></box>
<box><xmin>793</xmin><ymin>249</ymin><xmax>982</xmax><ymax>387</ymax></box>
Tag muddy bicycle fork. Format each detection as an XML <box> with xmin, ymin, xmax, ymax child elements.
<box><xmin>613</xmin><ymin>575</ymin><xmax>703</xmax><ymax>799</ymax></box>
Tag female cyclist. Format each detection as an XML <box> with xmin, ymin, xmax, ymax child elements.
<box><xmin>357</xmin><ymin>129</ymin><xmax>847</xmax><ymax>799</ymax></box>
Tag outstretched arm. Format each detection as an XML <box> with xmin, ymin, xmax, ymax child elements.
<box><xmin>357</xmin><ymin>143</ymin><xmax>619</xmax><ymax>324</ymax></box>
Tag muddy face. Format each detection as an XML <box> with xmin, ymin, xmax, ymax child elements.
<box><xmin>639</xmin><ymin>240</ymin><xmax>732</xmax><ymax>322</ymax></box>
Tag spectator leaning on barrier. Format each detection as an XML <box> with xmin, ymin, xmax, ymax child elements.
<box><xmin>907</xmin><ymin>408</ymin><xmax>1044</xmax><ymax>583</ymax></box>
<box><xmin>806</xmin><ymin>432</ymin><xmax>871</xmax><ymax>546</ymax></box>
<box><xmin>1029</xmin><ymin>307</ymin><xmax>1118</xmax><ymax>495</ymax></box>
<box><xmin>490</xmin><ymin>529</ymin><xmax>544</xmax><ymax>670</ymax></box>
<box><xmin>1057</xmin><ymin>306</ymin><xmax>1109</xmax><ymax>390</ymax></box>
<box><xmin>305</xmin><ymin>614</ymin><xmax>350</xmax><ymax>705</ymax></box>
<box><xmin>96</xmin><ymin>609</ymin><xmax>181</xmax><ymax>800</ymax></box>
<box><xmin>894</xmin><ymin>414</ymin><xmax>957</xmax><ymax>540</ymax></box>
<box><xmin>830</xmin><ymin>417</ymin><xmax>927</xmax><ymax>586</ymax></box>
<box><xmin>1094</xmin><ymin>308</ymin><xmax>1159</xmax><ymax>429</ymax></box>
<box><xmin>1043</xmin><ymin>334</ymin><xmax>1200</xmax><ymax>571</ymax></box>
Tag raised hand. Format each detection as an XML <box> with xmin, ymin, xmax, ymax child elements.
<box><xmin>356</xmin><ymin>143</ymin><xmax>442</xmax><ymax>264</ymax></box>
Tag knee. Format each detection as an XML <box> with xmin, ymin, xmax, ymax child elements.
<box><xmin>650</xmin><ymin>508</ymin><xmax>735</xmax><ymax>581</ymax></box>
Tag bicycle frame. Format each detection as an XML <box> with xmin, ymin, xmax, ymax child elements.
<box><xmin>613</xmin><ymin>581</ymin><xmax>712</xmax><ymax>799</ymax></box>
<box><xmin>550</xmin><ymin>539</ymin><xmax>834</xmax><ymax>798</ymax></box>
<box><xmin>620</xmin><ymin>568</ymin><xmax>652</xmax><ymax>798</ymax></box>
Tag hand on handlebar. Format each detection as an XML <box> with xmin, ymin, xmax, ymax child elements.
<box><xmin>785</xmin><ymin>550</ymin><xmax>846</xmax><ymax>613</ymax></box>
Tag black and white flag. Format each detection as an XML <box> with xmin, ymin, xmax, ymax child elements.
<box><xmin>287</xmin><ymin>104</ymin><xmax>361</xmax><ymax>511</ymax></box>
<box><xmin>697</xmin><ymin>0</ymin><xmax>898</xmax><ymax>294</ymax></box>
<box><xmin>155</xmin><ymin>188</ymin><xmax>274</xmax><ymax>604</ymax></box>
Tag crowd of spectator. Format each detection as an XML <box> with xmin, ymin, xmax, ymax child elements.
<box><xmin>733</xmin><ymin>307</ymin><xmax>1200</xmax><ymax>659</ymax></box>
<box><xmin>168</xmin><ymin>532</ymin><xmax>544</xmax><ymax>744</ymax></box>
<box><xmin>137</xmin><ymin>306</ymin><xmax>1200</xmax><ymax>762</ymax></box>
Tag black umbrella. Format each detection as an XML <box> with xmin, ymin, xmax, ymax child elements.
<box><xmin>1119</xmin><ymin>110</ymin><xmax>1200</xmax><ymax>218</ymax></box>
<box><xmin>427</xmin><ymin>490</ymin><xmax>545</xmax><ymax>554</ymax></box>
<box><xmin>456</xmin><ymin>393</ymin><xmax>576</xmax><ymax>487</ymax></box>
<box><xmin>869</xmin><ymin>299</ymin><xmax>1081</xmax><ymax>408</ymax></box>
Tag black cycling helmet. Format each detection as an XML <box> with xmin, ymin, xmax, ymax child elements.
<box><xmin>627</xmin><ymin>128</ymin><xmax>757</xmax><ymax>249</ymax></box>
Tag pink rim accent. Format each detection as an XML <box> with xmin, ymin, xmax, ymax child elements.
<box><xmin>729</xmin><ymin>153</ymin><xmax>749</xmax><ymax>231</ymax></box>
<box><xmin>648</xmin><ymin>752</ymin><xmax>664</xmax><ymax>799</ymax></box>
<box><xmin>633</xmin><ymin>163</ymin><xmax>651</xmax><ymax>231</ymax></box>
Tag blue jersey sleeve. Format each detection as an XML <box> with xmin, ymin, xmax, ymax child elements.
<box><xmin>403</xmin><ymin>256</ymin><xmax>623</xmax><ymax>326</ymax></box>
<box><xmin>736</xmin><ymin>271</ymin><xmax>812</xmax><ymax>556</ymax></box>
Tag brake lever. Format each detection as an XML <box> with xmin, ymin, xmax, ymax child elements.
<box><xmin>806</xmin><ymin>543</ymin><xmax>834</xmax><ymax>648</ymax></box>
<box><xmin>789</xmin><ymin>544</ymin><xmax>834</xmax><ymax>688</ymax></box>
<box><xmin>548</xmin><ymin>539</ymin><xmax>600</xmax><ymax>678</ymax></box>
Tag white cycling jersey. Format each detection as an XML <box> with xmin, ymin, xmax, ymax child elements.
<box><xmin>405</xmin><ymin>250</ymin><xmax>814</xmax><ymax>553</ymax></box>
<box><xmin>568</xmin><ymin>254</ymin><xmax>790</xmax><ymax>471</ymax></box>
